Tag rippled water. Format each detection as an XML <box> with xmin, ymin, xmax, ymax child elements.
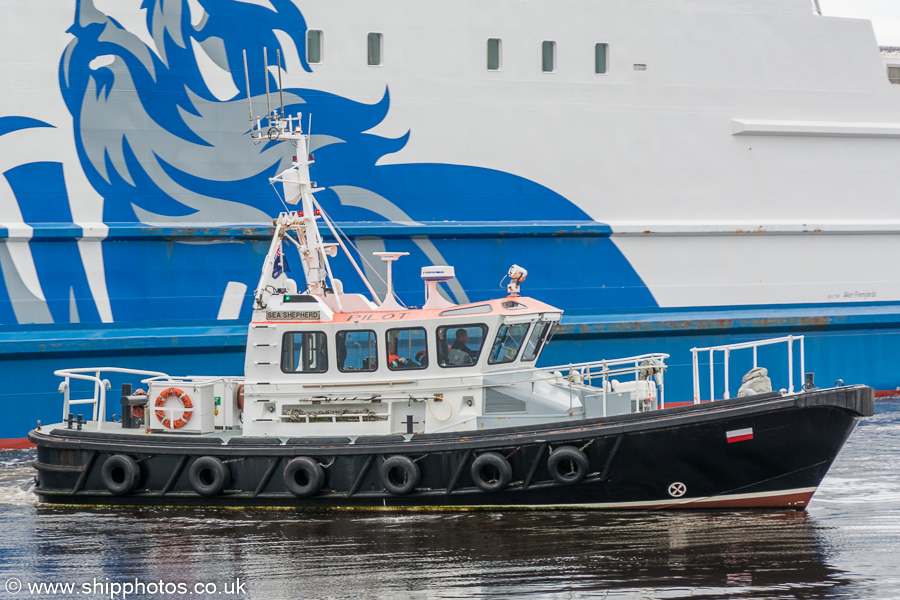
<box><xmin>1</xmin><ymin>402</ymin><xmax>898</xmax><ymax>600</ymax></box>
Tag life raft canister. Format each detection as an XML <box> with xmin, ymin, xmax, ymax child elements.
<box><xmin>154</xmin><ymin>387</ymin><xmax>193</xmax><ymax>429</ymax></box>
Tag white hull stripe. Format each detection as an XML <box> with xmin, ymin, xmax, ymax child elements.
<box><xmin>570</xmin><ymin>486</ymin><xmax>816</xmax><ymax>509</ymax></box>
<box><xmin>374</xmin><ymin>487</ymin><xmax>817</xmax><ymax>511</ymax></box>
<box><xmin>44</xmin><ymin>487</ymin><xmax>821</xmax><ymax>511</ymax></box>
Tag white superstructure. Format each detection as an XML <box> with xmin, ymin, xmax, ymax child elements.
<box><xmin>289</xmin><ymin>0</ymin><xmax>900</xmax><ymax>309</ymax></box>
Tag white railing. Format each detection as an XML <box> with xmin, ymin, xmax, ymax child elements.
<box><xmin>52</xmin><ymin>353</ymin><xmax>670</xmax><ymax>433</ymax></box>
<box><xmin>536</xmin><ymin>353</ymin><xmax>669</xmax><ymax>414</ymax></box>
<box><xmin>690</xmin><ymin>335</ymin><xmax>804</xmax><ymax>403</ymax></box>
<box><xmin>55</xmin><ymin>367</ymin><xmax>170</xmax><ymax>431</ymax></box>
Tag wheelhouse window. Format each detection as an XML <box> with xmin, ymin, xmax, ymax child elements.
<box><xmin>337</xmin><ymin>330</ymin><xmax>377</xmax><ymax>372</ymax></box>
<box><xmin>889</xmin><ymin>65</ymin><xmax>900</xmax><ymax>85</ymax></box>
<box><xmin>437</xmin><ymin>324</ymin><xmax>487</xmax><ymax>367</ymax></box>
<box><xmin>542</xmin><ymin>41</ymin><xmax>556</xmax><ymax>73</ymax></box>
<box><xmin>281</xmin><ymin>331</ymin><xmax>328</xmax><ymax>373</ymax></box>
<box><xmin>387</xmin><ymin>327</ymin><xmax>427</xmax><ymax>370</ymax></box>
<box><xmin>368</xmin><ymin>32</ymin><xmax>383</xmax><ymax>66</ymax></box>
<box><xmin>307</xmin><ymin>30</ymin><xmax>323</xmax><ymax>64</ymax></box>
<box><xmin>487</xmin><ymin>38</ymin><xmax>502</xmax><ymax>71</ymax></box>
<box><xmin>522</xmin><ymin>321</ymin><xmax>553</xmax><ymax>362</ymax></box>
<box><xmin>488</xmin><ymin>323</ymin><xmax>531</xmax><ymax>364</ymax></box>
<box><xmin>595</xmin><ymin>43</ymin><xmax>609</xmax><ymax>74</ymax></box>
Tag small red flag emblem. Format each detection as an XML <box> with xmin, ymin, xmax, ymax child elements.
<box><xmin>726</xmin><ymin>427</ymin><xmax>754</xmax><ymax>443</ymax></box>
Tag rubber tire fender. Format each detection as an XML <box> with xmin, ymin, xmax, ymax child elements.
<box><xmin>470</xmin><ymin>452</ymin><xmax>512</xmax><ymax>493</ymax></box>
<box><xmin>101</xmin><ymin>454</ymin><xmax>141</xmax><ymax>495</ymax></box>
<box><xmin>548</xmin><ymin>445</ymin><xmax>590</xmax><ymax>485</ymax></box>
<box><xmin>379</xmin><ymin>455</ymin><xmax>420</xmax><ymax>495</ymax></box>
<box><xmin>283</xmin><ymin>456</ymin><xmax>325</xmax><ymax>498</ymax></box>
<box><xmin>188</xmin><ymin>456</ymin><xmax>231</xmax><ymax>497</ymax></box>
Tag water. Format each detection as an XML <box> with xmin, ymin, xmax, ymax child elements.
<box><xmin>1</xmin><ymin>402</ymin><xmax>898</xmax><ymax>600</ymax></box>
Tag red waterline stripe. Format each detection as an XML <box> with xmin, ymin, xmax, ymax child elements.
<box><xmin>875</xmin><ymin>389</ymin><xmax>900</xmax><ymax>399</ymax></box>
<box><xmin>0</xmin><ymin>438</ymin><xmax>35</xmax><ymax>450</ymax></box>
<box><xmin>672</xmin><ymin>490</ymin><xmax>814</xmax><ymax>510</ymax></box>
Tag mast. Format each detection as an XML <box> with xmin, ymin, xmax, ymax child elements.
<box><xmin>250</xmin><ymin>112</ymin><xmax>338</xmax><ymax>308</ymax></box>
<box><xmin>246</xmin><ymin>49</ymin><xmax>391</xmax><ymax>313</ymax></box>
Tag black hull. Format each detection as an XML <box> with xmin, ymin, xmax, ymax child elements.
<box><xmin>29</xmin><ymin>386</ymin><xmax>873</xmax><ymax>510</ymax></box>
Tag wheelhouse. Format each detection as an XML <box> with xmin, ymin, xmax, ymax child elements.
<box><xmin>248</xmin><ymin>296</ymin><xmax>561</xmax><ymax>381</ymax></box>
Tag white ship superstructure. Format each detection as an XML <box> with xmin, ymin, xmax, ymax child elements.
<box><xmin>294</xmin><ymin>0</ymin><xmax>900</xmax><ymax>308</ymax></box>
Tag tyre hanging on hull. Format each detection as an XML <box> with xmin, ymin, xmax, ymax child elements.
<box><xmin>547</xmin><ymin>445</ymin><xmax>589</xmax><ymax>485</ymax></box>
<box><xmin>101</xmin><ymin>454</ymin><xmax>141</xmax><ymax>495</ymax></box>
<box><xmin>471</xmin><ymin>452</ymin><xmax>511</xmax><ymax>493</ymax></box>
<box><xmin>189</xmin><ymin>456</ymin><xmax>230</xmax><ymax>497</ymax></box>
<box><xmin>283</xmin><ymin>456</ymin><xmax>325</xmax><ymax>498</ymax></box>
<box><xmin>379</xmin><ymin>455</ymin><xmax>420</xmax><ymax>495</ymax></box>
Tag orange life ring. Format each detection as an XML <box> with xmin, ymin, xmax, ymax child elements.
<box><xmin>236</xmin><ymin>385</ymin><xmax>244</xmax><ymax>412</ymax></box>
<box><xmin>154</xmin><ymin>387</ymin><xmax>193</xmax><ymax>429</ymax></box>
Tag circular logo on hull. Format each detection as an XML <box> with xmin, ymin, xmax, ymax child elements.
<box><xmin>668</xmin><ymin>482</ymin><xmax>687</xmax><ymax>497</ymax></box>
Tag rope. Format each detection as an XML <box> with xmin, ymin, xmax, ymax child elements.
<box><xmin>425</xmin><ymin>396</ymin><xmax>453</xmax><ymax>423</ymax></box>
<box><xmin>268</xmin><ymin>180</ymin><xmax>291</xmax><ymax>213</ymax></box>
<box><xmin>316</xmin><ymin>202</ymin><xmax>388</xmax><ymax>289</ymax></box>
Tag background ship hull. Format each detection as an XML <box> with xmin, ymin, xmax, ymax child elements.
<box><xmin>4</xmin><ymin>1</ymin><xmax>900</xmax><ymax>442</ymax></box>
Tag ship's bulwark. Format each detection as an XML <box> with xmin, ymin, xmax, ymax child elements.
<box><xmin>30</xmin><ymin>386</ymin><xmax>872</xmax><ymax>509</ymax></box>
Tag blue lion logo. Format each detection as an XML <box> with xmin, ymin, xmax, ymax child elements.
<box><xmin>0</xmin><ymin>0</ymin><xmax>654</xmax><ymax>325</ymax></box>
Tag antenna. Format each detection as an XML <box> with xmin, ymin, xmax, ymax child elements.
<box><xmin>263</xmin><ymin>47</ymin><xmax>271</xmax><ymax>118</ymax></box>
<box><xmin>373</xmin><ymin>252</ymin><xmax>409</xmax><ymax>310</ymax></box>
<box><xmin>277</xmin><ymin>48</ymin><xmax>284</xmax><ymax>119</ymax></box>
<box><xmin>421</xmin><ymin>266</ymin><xmax>456</xmax><ymax>309</ymax></box>
<box><xmin>242</xmin><ymin>49</ymin><xmax>253</xmax><ymax>122</ymax></box>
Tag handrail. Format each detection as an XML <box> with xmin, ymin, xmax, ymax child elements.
<box><xmin>51</xmin><ymin>353</ymin><xmax>670</xmax><ymax>431</ymax></box>
<box><xmin>534</xmin><ymin>353</ymin><xmax>669</xmax><ymax>414</ymax></box>
<box><xmin>54</xmin><ymin>367</ymin><xmax>170</xmax><ymax>431</ymax></box>
<box><xmin>690</xmin><ymin>335</ymin><xmax>804</xmax><ymax>403</ymax></box>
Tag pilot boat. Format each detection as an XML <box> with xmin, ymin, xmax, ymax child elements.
<box><xmin>28</xmin><ymin>112</ymin><xmax>873</xmax><ymax>509</ymax></box>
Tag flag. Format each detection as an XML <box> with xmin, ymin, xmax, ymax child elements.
<box><xmin>272</xmin><ymin>247</ymin><xmax>290</xmax><ymax>278</ymax></box>
<box><xmin>726</xmin><ymin>427</ymin><xmax>754</xmax><ymax>443</ymax></box>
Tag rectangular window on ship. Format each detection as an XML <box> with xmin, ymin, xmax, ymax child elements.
<box><xmin>542</xmin><ymin>41</ymin><xmax>556</xmax><ymax>73</ymax></box>
<box><xmin>307</xmin><ymin>30</ymin><xmax>323</xmax><ymax>64</ymax></box>
<box><xmin>337</xmin><ymin>330</ymin><xmax>377</xmax><ymax>372</ymax></box>
<box><xmin>281</xmin><ymin>331</ymin><xmax>328</xmax><ymax>373</ymax></box>
<box><xmin>595</xmin><ymin>43</ymin><xmax>608</xmax><ymax>74</ymax></box>
<box><xmin>437</xmin><ymin>324</ymin><xmax>487</xmax><ymax>367</ymax></box>
<box><xmin>368</xmin><ymin>32</ymin><xmax>383</xmax><ymax>66</ymax></box>
<box><xmin>387</xmin><ymin>327</ymin><xmax>427</xmax><ymax>370</ymax></box>
<box><xmin>488</xmin><ymin>323</ymin><xmax>530</xmax><ymax>365</ymax></box>
<box><xmin>889</xmin><ymin>65</ymin><xmax>900</xmax><ymax>85</ymax></box>
<box><xmin>487</xmin><ymin>38</ymin><xmax>502</xmax><ymax>71</ymax></box>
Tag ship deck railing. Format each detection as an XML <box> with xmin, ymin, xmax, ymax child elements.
<box><xmin>530</xmin><ymin>353</ymin><xmax>669</xmax><ymax>412</ymax></box>
<box><xmin>52</xmin><ymin>353</ymin><xmax>672</xmax><ymax>432</ymax></box>
<box><xmin>690</xmin><ymin>335</ymin><xmax>805</xmax><ymax>403</ymax></box>
<box><xmin>54</xmin><ymin>367</ymin><xmax>180</xmax><ymax>432</ymax></box>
